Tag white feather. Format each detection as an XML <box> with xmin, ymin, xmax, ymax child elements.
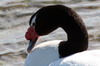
<box><xmin>49</xmin><ymin>50</ymin><xmax>100</xmax><ymax>66</ymax></box>
<box><xmin>24</xmin><ymin>40</ymin><xmax>62</xmax><ymax>66</ymax></box>
<box><xmin>31</xmin><ymin>15</ymin><xmax>37</xmax><ymax>26</ymax></box>
<box><xmin>24</xmin><ymin>40</ymin><xmax>100</xmax><ymax>66</ymax></box>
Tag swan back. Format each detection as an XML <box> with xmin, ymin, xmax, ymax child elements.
<box><xmin>49</xmin><ymin>50</ymin><xmax>100</xmax><ymax>66</ymax></box>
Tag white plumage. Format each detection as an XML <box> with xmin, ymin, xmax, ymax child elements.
<box><xmin>49</xmin><ymin>50</ymin><xmax>100</xmax><ymax>66</ymax></box>
<box><xmin>25</xmin><ymin>41</ymin><xmax>100</xmax><ymax>66</ymax></box>
<box><xmin>24</xmin><ymin>40</ymin><xmax>62</xmax><ymax>66</ymax></box>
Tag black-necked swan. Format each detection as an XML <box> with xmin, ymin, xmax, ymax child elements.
<box><xmin>24</xmin><ymin>5</ymin><xmax>100</xmax><ymax>66</ymax></box>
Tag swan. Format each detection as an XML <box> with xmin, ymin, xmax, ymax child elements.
<box><xmin>24</xmin><ymin>5</ymin><xmax>99</xmax><ymax>66</ymax></box>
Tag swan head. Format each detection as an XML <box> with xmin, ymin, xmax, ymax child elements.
<box><xmin>32</xmin><ymin>6</ymin><xmax>63</xmax><ymax>36</ymax></box>
<box><xmin>25</xmin><ymin>5</ymin><xmax>63</xmax><ymax>53</ymax></box>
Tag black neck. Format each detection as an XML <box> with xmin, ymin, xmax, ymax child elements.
<box><xmin>62</xmin><ymin>21</ymin><xmax>88</xmax><ymax>44</ymax></box>
<box><xmin>59</xmin><ymin>8</ymin><xmax>88</xmax><ymax>58</ymax></box>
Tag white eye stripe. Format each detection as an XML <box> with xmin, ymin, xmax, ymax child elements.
<box><xmin>31</xmin><ymin>15</ymin><xmax>37</xmax><ymax>26</ymax></box>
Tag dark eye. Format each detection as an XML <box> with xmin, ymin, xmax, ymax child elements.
<box><xmin>29</xmin><ymin>22</ymin><xmax>35</xmax><ymax>26</ymax></box>
<box><xmin>33</xmin><ymin>23</ymin><xmax>35</xmax><ymax>26</ymax></box>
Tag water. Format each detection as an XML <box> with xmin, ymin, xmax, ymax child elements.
<box><xmin>0</xmin><ymin>0</ymin><xmax>100</xmax><ymax>66</ymax></box>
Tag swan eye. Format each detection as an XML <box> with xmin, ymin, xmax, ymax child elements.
<box><xmin>31</xmin><ymin>15</ymin><xmax>37</xmax><ymax>26</ymax></box>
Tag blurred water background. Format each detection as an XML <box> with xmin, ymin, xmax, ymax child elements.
<box><xmin>0</xmin><ymin>0</ymin><xmax>100</xmax><ymax>66</ymax></box>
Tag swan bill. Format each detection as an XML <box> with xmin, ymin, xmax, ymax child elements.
<box><xmin>27</xmin><ymin>37</ymin><xmax>38</xmax><ymax>53</ymax></box>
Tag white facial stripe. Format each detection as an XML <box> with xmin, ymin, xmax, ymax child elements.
<box><xmin>31</xmin><ymin>15</ymin><xmax>37</xmax><ymax>26</ymax></box>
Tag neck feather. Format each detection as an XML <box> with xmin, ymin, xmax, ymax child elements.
<box><xmin>59</xmin><ymin>8</ymin><xmax>88</xmax><ymax>58</ymax></box>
